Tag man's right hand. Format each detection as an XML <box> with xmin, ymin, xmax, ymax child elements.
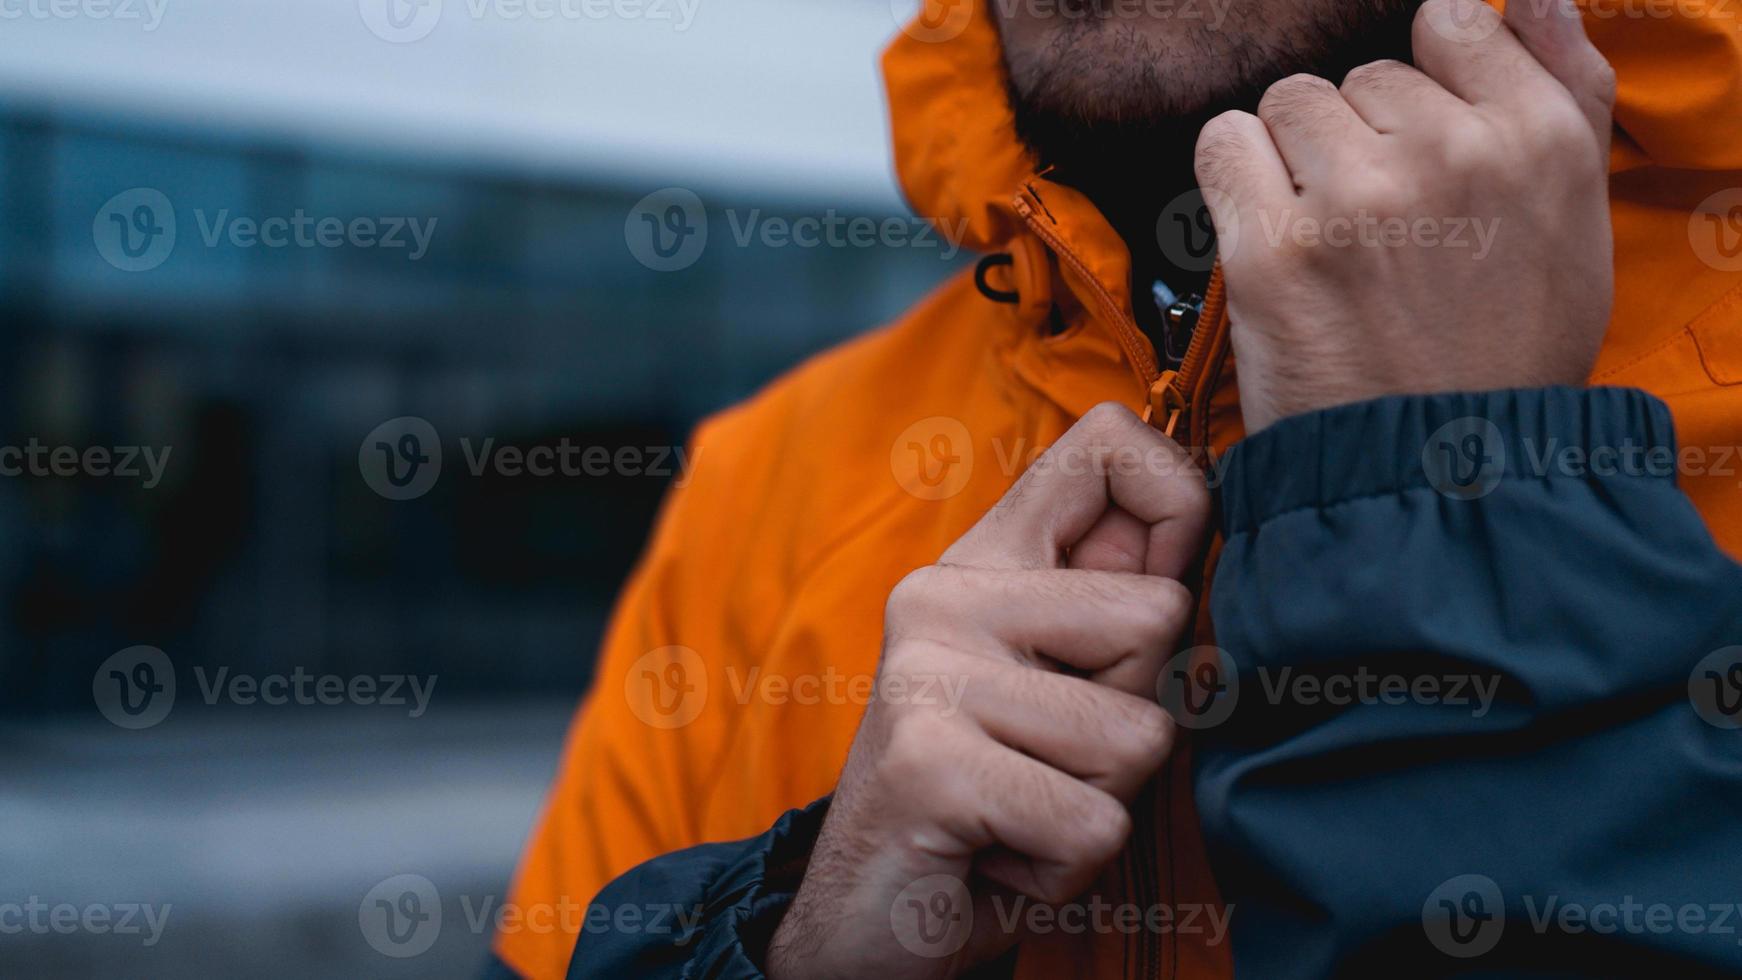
<box><xmin>765</xmin><ymin>404</ymin><xmax>1211</xmax><ymax>979</ymax></box>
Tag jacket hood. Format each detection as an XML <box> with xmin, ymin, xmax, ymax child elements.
<box><xmin>883</xmin><ymin>0</ymin><xmax>1742</xmax><ymax>254</ymax></box>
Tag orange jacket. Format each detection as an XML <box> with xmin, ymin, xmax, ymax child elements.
<box><xmin>498</xmin><ymin>3</ymin><xmax>1742</xmax><ymax>977</ymax></box>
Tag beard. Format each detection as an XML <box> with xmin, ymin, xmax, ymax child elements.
<box><xmin>999</xmin><ymin>0</ymin><xmax>1422</xmax><ymax>264</ymax></box>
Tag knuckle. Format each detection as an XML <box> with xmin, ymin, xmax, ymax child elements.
<box><xmin>1078</xmin><ymin>401</ymin><xmax>1135</xmax><ymax>439</ymax></box>
<box><xmin>1437</xmin><ymin>116</ymin><xmax>1503</xmax><ymax>173</ymax></box>
<box><xmin>1261</xmin><ymin>72</ymin><xmax>1337</xmax><ymax>112</ymax></box>
<box><xmin>1414</xmin><ymin>0</ymin><xmax>1498</xmax><ymax>42</ymax></box>
<box><xmin>1123</xmin><ymin>579</ymin><xmax>1189</xmax><ymax>643</ymax></box>
<box><xmin>1029</xmin><ymin>873</ymin><xmax>1081</xmax><ymax>908</ymax></box>
<box><xmin>1063</xmin><ymin>794</ymin><xmax>1132</xmax><ymax>869</ymax></box>
<box><xmin>1170</xmin><ymin>467</ymin><xmax>1212</xmax><ymax>521</ymax></box>
<box><xmin>876</xmin><ymin>714</ymin><xmax>950</xmax><ymax>792</ymax></box>
<box><xmin>1259</xmin><ymin>75</ymin><xmax>1343</xmax><ymax>129</ymax></box>
<box><xmin>1333</xmin><ymin>165</ymin><xmax>1412</xmax><ymax>217</ymax></box>
<box><xmin>1150</xmin><ymin>578</ymin><xmax>1196</xmax><ymax>633</ymax></box>
<box><xmin>885</xmin><ymin>566</ymin><xmax>941</xmax><ymax>621</ymax></box>
<box><xmin>1340</xmin><ymin>58</ymin><xmax>1410</xmax><ymax>95</ymax></box>
<box><xmin>1101</xmin><ymin>697</ymin><xmax>1174</xmax><ymax>774</ymax></box>
<box><xmin>1194</xmin><ymin>110</ymin><xmax>1252</xmax><ymax>173</ymax></box>
<box><xmin>1589</xmin><ymin>56</ymin><xmax>1618</xmax><ymax>108</ymax></box>
<box><xmin>1523</xmin><ymin>99</ymin><xmax>1600</xmax><ymax>167</ymax></box>
<box><xmin>1129</xmin><ymin>701</ymin><xmax>1177</xmax><ymax>761</ymax></box>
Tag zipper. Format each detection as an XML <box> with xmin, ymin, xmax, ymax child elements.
<box><xmin>1160</xmin><ymin>291</ymin><xmax>1202</xmax><ymax>371</ymax></box>
<box><xmin>1014</xmin><ymin>188</ymin><xmax>1225</xmax><ymax>446</ymax></box>
<box><xmin>1149</xmin><ymin>270</ymin><xmax>1225</xmax><ymax>443</ymax></box>
<box><xmin>1015</xmin><ymin>186</ymin><xmax>1228</xmax><ymax>980</ymax></box>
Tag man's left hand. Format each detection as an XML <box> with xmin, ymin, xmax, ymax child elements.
<box><xmin>1193</xmin><ymin>0</ymin><xmax>1617</xmax><ymax>433</ymax></box>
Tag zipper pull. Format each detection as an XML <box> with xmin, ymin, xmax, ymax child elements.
<box><xmin>1161</xmin><ymin>292</ymin><xmax>1205</xmax><ymax>370</ymax></box>
<box><xmin>1145</xmin><ymin>370</ymin><xmax>1188</xmax><ymax>439</ymax></box>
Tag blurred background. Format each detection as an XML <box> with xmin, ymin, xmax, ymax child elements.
<box><xmin>0</xmin><ymin>0</ymin><xmax>962</xmax><ymax>974</ymax></box>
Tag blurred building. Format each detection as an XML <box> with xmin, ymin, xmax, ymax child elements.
<box><xmin>0</xmin><ymin>0</ymin><xmax>959</xmax><ymax>707</ymax></box>
<box><xmin>0</xmin><ymin>1</ymin><xmax>962</xmax><ymax>976</ymax></box>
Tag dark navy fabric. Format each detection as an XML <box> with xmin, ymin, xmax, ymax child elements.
<box><xmin>565</xmin><ymin>797</ymin><xmax>828</xmax><ymax>978</ymax></box>
<box><xmin>1200</xmin><ymin>386</ymin><xmax>1742</xmax><ymax>977</ymax></box>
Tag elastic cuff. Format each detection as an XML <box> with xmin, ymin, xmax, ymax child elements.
<box><xmin>688</xmin><ymin>796</ymin><xmax>830</xmax><ymax>977</ymax></box>
<box><xmin>1220</xmin><ymin>386</ymin><xmax>1678</xmax><ymax>536</ymax></box>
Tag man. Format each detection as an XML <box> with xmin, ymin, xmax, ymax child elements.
<box><xmin>493</xmin><ymin>0</ymin><xmax>1742</xmax><ymax>976</ymax></box>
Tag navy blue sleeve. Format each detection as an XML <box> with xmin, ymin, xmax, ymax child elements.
<box><xmin>1195</xmin><ymin>386</ymin><xmax>1742</xmax><ymax>976</ymax></box>
<box><xmin>564</xmin><ymin>798</ymin><xmax>828</xmax><ymax>979</ymax></box>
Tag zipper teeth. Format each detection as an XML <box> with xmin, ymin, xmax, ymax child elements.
<box><xmin>1015</xmin><ymin>194</ymin><xmax>1161</xmax><ymax>390</ymax></box>
<box><xmin>1174</xmin><ymin>266</ymin><xmax>1223</xmax><ymax>399</ymax></box>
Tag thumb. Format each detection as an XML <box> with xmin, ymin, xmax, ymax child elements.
<box><xmin>1504</xmin><ymin>0</ymin><xmax>1617</xmax><ymax>153</ymax></box>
